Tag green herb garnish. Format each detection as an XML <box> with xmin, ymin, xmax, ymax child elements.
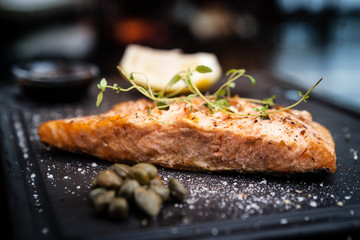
<box><xmin>96</xmin><ymin>65</ymin><xmax>322</xmax><ymax>120</ymax></box>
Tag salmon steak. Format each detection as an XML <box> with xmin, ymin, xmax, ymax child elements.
<box><xmin>38</xmin><ymin>97</ymin><xmax>336</xmax><ymax>173</ymax></box>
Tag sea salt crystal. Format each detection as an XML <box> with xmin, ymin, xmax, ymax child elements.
<box><xmin>309</xmin><ymin>200</ymin><xmax>317</xmax><ymax>207</ymax></box>
<box><xmin>280</xmin><ymin>218</ymin><xmax>288</xmax><ymax>224</ymax></box>
<box><xmin>47</xmin><ymin>174</ymin><xmax>54</xmax><ymax>179</ymax></box>
<box><xmin>283</xmin><ymin>199</ymin><xmax>291</xmax><ymax>204</ymax></box>
<box><xmin>350</xmin><ymin>148</ymin><xmax>358</xmax><ymax>160</ymax></box>
<box><xmin>259</xmin><ymin>179</ymin><xmax>267</xmax><ymax>184</ymax></box>
<box><xmin>186</xmin><ymin>198</ymin><xmax>199</xmax><ymax>205</ymax></box>
<box><xmin>41</xmin><ymin>227</ymin><xmax>49</xmax><ymax>235</ymax></box>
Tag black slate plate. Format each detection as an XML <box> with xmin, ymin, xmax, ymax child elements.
<box><xmin>1</xmin><ymin>72</ymin><xmax>359</xmax><ymax>240</ymax></box>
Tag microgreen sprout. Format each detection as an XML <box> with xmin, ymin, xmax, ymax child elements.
<box><xmin>298</xmin><ymin>91</ymin><xmax>309</xmax><ymax>102</ymax></box>
<box><xmin>96</xmin><ymin>78</ymin><xmax>138</xmax><ymax>107</ymax></box>
<box><xmin>253</xmin><ymin>105</ymin><xmax>270</xmax><ymax>120</ymax></box>
<box><xmin>96</xmin><ymin>65</ymin><xmax>322</xmax><ymax>121</ymax></box>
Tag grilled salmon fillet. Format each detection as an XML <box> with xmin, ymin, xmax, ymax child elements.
<box><xmin>38</xmin><ymin>97</ymin><xmax>336</xmax><ymax>173</ymax></box>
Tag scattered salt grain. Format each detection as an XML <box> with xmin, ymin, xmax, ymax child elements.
<box><xmin>280</xmin><ymin>218</ymin><xmax>288</xmax><ymax>224</ymax></box>
<box><xmin>186</xmin><ymin>198</ymin><xmax>199</xmax><ymax>205</ymax></box>
<box><xmin>309</xmin><ymin>200</ymin><xmax>317</xmax><ymax>207</ymax></box>
<box><xmin>349</xmin><ymin>210</ymin><xmax>354</xmax><ymax>216</ymax></box>
<box><xmin>221</xmin><ymin>181</ymin><xmax>228</xmax><ymax>186</ymax></box>
<box><xmin>41</xmin><ymin>227</ymin><xmax>49</xmax><ymax>235</ymax></box>
<box><xmin>283</xmin><ymin>199</ymin><xmax>291</xmax><ymax>205</ymax></box>
<box><xmin>350</xmin><ymin>148</ymin><xmax>358</xmax><ymax>160</ymax></box>
<box><xmin>259</xmin><ymin>179</ymin><xmax>267</xmax><ymax>184</ymax></box>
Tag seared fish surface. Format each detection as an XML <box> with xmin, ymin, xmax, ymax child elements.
<box><xmin>38</xmin><ymin>97</ymin><xmax>336</xmax><ymax>173</ymax></box>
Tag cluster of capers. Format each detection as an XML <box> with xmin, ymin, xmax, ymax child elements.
<box><xmin>89</xmin><ymin>163</ymin><xmax>187</xmax><ymax>220</ymax></box>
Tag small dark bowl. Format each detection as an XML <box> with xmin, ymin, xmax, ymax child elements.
<box><xmin>12</xmin><ymin>60</ymin><xmax>99</xmax><ymax>102</ymax></box>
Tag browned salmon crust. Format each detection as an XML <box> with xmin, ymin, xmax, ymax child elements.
<box><xmin>38</xmin><ymin>97</ymin><xmax>336</xmax><ymax>173</ymax></box>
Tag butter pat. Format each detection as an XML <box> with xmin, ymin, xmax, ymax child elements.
<box><xmin>119</xmin><ymin>44</ymin><xmax>222</xmax><ymax>94</ymax></box>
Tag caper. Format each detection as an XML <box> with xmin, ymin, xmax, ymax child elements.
<box><xmin>132</xmin><ymin>163</ymin><xmax>158</xmax><ymax>179</ymax></box>
<box><xmin>134</xmin><ymin>186</ymin><xmax>162</xmax><ymax>217</ymax></box>
<box><xmin>128</xmin><ymin>167</ymin><xmax>151</xmax><ymax>185</ymax></box>
<box><xmin>150</xmin><ymin>176</ymin><xmax>164</xmax><ymax>186</ymax></box>
<box><xmin>150</xmin><ymin>185</ymin><xmax>170</xmax><ymax>202</ymax></box>
<box><xmin>89</xmin><ymin>188</ymin><xmax>107</xmax><ymax>205</ymax></box>
<box><xmin>118</xmin><ymin>179</ymin><xmax>140</xmax><ymax>200</ymax></box>
<box><xmin>109</xmin><ymin>164</ymin><xmax>131</xmax><ymax>179</ymax></box>
<box><xmin>89</xmin><ymin>163</ymin><xmax>186</xmax><ymax>220</ymax></box>
<box><xmin>93</xmin><ymin>190</ymin><xmax>115</xmax><ymax>215</ymax></box>
<box><xmin>92</xmin><ymin>170</ymin><xmax>123</xmax><ymax>189</ymax></box>
<box><xmin>108</xmin><ymin>197</ymin><xmax>129</xmax><ymax>220</ymax></box>
<box><xmin>168</xmin><ymin>178</ymin><xmax>187</xmax><ymax>202</ymax></box>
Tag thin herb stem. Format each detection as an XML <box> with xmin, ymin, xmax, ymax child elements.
<box><xmin>214</xmin><ymin>69</ymin><xmax>245</xmax><ymax>96</ymax></box>
<box><xmin>117</xmin><ymin>66</ymin><xmax>183</xmax><ymax>102</ymax></box>
<box><xmin>261</xmin><ymin>78</ymin><xmax>323</xmax><ymax>115</ymax></box>
<box><xmin>236</xmin><ymin>97</ymin><xmax>275</xmax><ymax>105</ymax></box>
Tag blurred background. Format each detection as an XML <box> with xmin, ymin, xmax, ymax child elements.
<box><xmin>0</xmin><ymin>0</ymin><xmax>359</xmax><ymax>112</ymax></box>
